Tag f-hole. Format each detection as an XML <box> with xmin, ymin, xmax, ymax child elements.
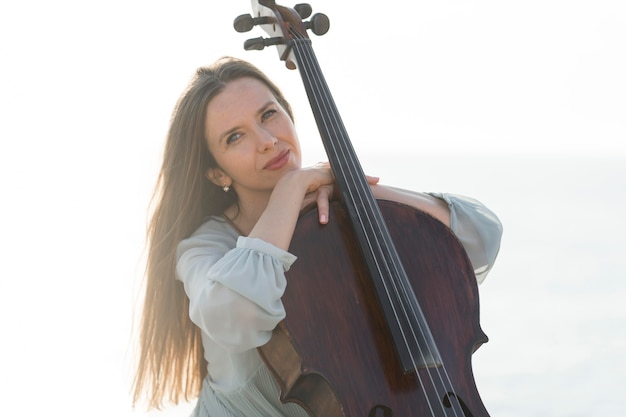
<box><xmin>443</xmin><ymin>392</ymin><xmax>473</xmax><ymax>417</ymax></box>
<box><xmin>368</xmin><ymin>404</ymin><xmax>393</xmax><ymax>417</ymax></box>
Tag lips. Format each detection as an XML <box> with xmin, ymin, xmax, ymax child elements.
<box><xmin>264</xmin><ymin>149</ymin><xmax>290</xmax><ymax>170</ymax></box>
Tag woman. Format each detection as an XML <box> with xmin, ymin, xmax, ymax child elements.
<box><xmin>132</xmin><ymin>56</ymin><xmax>503</xmax><ymax>416</ymax></box>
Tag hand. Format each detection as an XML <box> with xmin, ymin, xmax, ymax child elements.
<box><xmin>298</xmin><ymin>162</ymin><xmax>334</xmax><ymax>223</ymax></box>
<box><xmin>301</xmin><ymin>164</ymin><xmax>380</xmax><ymax>224</ymax></box>
<box><xmin>302</xmin><ymin>183</ymin><xmax>334</xmax><ymax>224</ymax></box>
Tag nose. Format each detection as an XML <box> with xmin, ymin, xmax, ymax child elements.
<box><xmin>256</xmin><ymin>127</ymin><xmax>277</xmax><ymax>152</ymax></box>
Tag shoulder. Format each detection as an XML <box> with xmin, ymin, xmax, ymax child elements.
<box><xmin>177</xmin><ymin>216</ymin><xmax>239</xmax><ymax>259</ymax></box>
<box><xmin>193</xmin><ymin>215</ymin><xmax>238</xmax><ymax>239</ymax></box>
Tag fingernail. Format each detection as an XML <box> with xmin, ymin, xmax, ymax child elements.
<box><xmin>320</xmin><ymin>214</ymin><xmax>327</xmax><ymax>224</ymax></box>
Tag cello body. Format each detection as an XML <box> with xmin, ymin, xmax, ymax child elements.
<box><xmin>259</xmin><ymin>201</ymin><xmax>489</xmax><ymax>416</ymax></box>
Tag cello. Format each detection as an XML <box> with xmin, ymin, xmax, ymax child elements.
<box><xmin>234</xmin><ymin>2</ymin><xmax>490</xmax><ymax>416</ymax></box>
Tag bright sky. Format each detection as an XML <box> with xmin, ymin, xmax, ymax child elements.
<box><xmin>0</xmin><ymin>1</ymin><xmax>624</xmax><ymax>416</ymax></box>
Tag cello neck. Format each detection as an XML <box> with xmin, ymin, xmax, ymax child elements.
<box><xmin>291</xmin><ymin>39</ymin><xmax>372</xmax><ymax>219</ymax></box>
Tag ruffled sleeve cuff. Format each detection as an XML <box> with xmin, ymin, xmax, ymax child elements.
<box><xmin>427</xmin><ymin>192</ymin><xmax>503</xmax><ymax>284</ymax></box>
<box><xmin>236</xmin><ymin>236</ymin><xmax>298</xmax><ymax>271</ymax></box>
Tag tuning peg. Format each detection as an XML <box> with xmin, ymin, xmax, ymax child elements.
<box><xmin>233</xmin><ymin>14</ymin><xmax>272</xmax><ymax>33</ymax></box>
<box><xmin>305</xmin><ymin>13</ymin><xmax>330</xmax><ymax>36</ymax></box>
<box><xmin>294</xmin><ymin>3</ymin><xmax>312</xmax><ymax>19</ymax></box>
<box><xmin>244</xmin><ymin>36</ymin><xmax>285</xmax><ymax>51</ymax></box>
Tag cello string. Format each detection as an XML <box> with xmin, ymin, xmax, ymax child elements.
<box><xmin>286</xmin><ymin>28</ymin><xmax>431</xmax><ymax>369</ymax></box>
<box><xmin>288</xmin><ymin>25</ymin><xmax>463</xmax><ymax>417</ymax></box>
<box><xmin>286</xmin><ymin>25</ymin><xmax>438</xmax><ymax>391</ymax></box>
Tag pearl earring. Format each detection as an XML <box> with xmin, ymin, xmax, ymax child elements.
<box><xmin>222</xmin><ymin>185</ymin><xmax>230</xmax><ymax>192</ymax></box>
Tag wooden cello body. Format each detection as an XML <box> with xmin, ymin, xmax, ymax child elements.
<box><xmin>260</xmin><ymin>202</ymin><xmax>488</xmax><ymax>416</ymax></box>
<box><xmin>235</xmin><ymin>1</ymin><xmax>491</xmax><ymax>415</ymax></box>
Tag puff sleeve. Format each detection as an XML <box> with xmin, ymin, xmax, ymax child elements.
<box><xmin>176</xmin><ymin>221</ymin><xmax>297</xmax><ymax>352</ymax></box>
<box><xmin>427</xmin><ymin>192</ymin><xmax>503</xmax><ymax>284</ymax></box>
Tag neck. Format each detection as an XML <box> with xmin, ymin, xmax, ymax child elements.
<box><xmin>224</xmin><ymin>190</ymin><xmax>271</xmax><ymax>236</ymax></box>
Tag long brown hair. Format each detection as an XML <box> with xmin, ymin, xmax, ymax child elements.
<box><xmin>132</xmin><ymin>57</ymin><xmax>293</xmax><ymax>409</ymax></box>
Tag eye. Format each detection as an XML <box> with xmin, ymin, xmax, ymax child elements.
<box><xmin>225</xmin><ymin>132</ymin><xmax>242</xmax><ymax>145</ymax></box>
<box><xmin>261</xmin><ymin>108</ymin><xmax>277</xmax><ymax>122</ymax></box>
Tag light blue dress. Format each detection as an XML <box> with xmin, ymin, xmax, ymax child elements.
<box><xmin>176</xmin><ymin>193</ymin><xmax>503</xmax><ymax>417</ymax></box>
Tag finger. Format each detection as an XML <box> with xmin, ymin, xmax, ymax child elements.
<box><xmin>365</xmin><ymin>175</ymin><xmax>380</xmax><ymax>185</ymax></box>
<box><xmin>316</xmin><ymin>186</ymin><xmax>331</xmax><ymax>224</ymax></box>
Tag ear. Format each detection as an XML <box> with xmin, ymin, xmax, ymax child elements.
<box><xmin>206</xmin><ymin>167</ymin><xmax>231</xmax><ymax>188</ymax></box>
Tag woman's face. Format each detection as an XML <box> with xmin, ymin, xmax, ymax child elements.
<box><xmin>205</xmin><ymin>77</ymin><xmax>302</xmax><ymax>198</ymax></box>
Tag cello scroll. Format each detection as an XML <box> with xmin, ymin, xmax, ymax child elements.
<box><xmin>233</xmin><ymin>1</ymin><xmax>329</xmax><ymax>69</ymax></box>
